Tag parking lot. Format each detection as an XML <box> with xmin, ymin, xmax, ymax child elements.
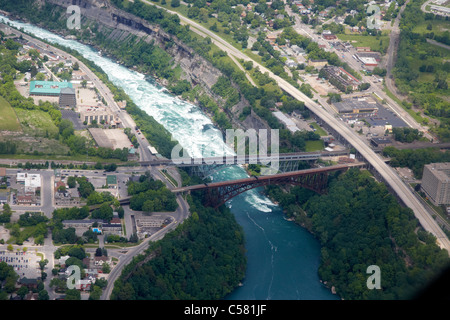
<box><xmin>364</xmin><ymin>104</ymin><xmax>408</xmax><ymax>128</ymax></box>
<box><xmin>0</xmin><ymin>249</ymin><xmax>41</xmax><ymax>279</ymax></box>
<box><xmin>60</xmin><ymin>109</ymin><xmax>85</xmax><ymax>130</ymax></box>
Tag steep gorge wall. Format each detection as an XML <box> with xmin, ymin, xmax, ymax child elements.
<box><xmin>30</xmin><ymin>0</ymin><xmax>270</xmax><ymax>133</ymax></box>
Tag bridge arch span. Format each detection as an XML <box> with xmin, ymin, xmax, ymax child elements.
<box><xmin>173</xmin><ymin>164</ymin><xmax>361</xmax><ymax>209</ymax></box>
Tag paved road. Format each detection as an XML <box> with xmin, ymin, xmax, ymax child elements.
<box><xmin>144</xmin><ymin>0</ymin><xmax>450</xmax><ymax>253</ymax></box>
<box><xmin>8</xmin><ymin>168</ymin><xmax>54</xmax><ymax>217</ymax></box>
<box><xmin>3</xmin><ymin>25</ymin><xmax>193</xmax><ymax>298</ymax></box>
<box><xmin>426</xmin><ymin>38</ymin><xmax>450</xmax><ymax>50</ymax></box>
<box><xmin>101</xmin><ymin>193</ymin><xmax>189</xmax><ymax>300</ymax></box>
<box><xmin>286</xmin><ymin>0</ymin><xmax>434</xmax><ymax>142</ymax></box>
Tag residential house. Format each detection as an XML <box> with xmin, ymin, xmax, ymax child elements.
<box><xmin>322</xmin><ymin>30</ymin><xmax>337</xmax><ymax>40</ymax></box>
<box><xmin>285</xmin><ymin>59</ymin><xmax>298</xmax><ymax>68</ymax></box>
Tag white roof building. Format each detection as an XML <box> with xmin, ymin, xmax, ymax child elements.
<box><xmin>17</xmin><ymin>173</ymin><xmax>41</xmax><ymax>191</ymax></box>
<box><xmin>273</xmin><ymin>111</ymin><xmax>300</xmax><ymax>133</ymax></box>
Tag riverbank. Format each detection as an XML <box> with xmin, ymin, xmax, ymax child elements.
<box><xmin>240</xmin><ymin>164</ymin><xmax>340</xmax><ymax>297</ymax></box>
<box><xmin>0</xmin><ymin>6</ymin><xmax>341</xmax><ymax>300</ymax></box>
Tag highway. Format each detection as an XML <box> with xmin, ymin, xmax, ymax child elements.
<box><xmin>286</xmin><ymin>0</ymin><xmax>434</xmax><ymax>142</ymax></box>
<box><xmin>7</xmin><ymin>25</ymin><xmax>157</xmax><ymax>163</ymax></box>
<box><xmin>3</xmin><ymin>25</ymin><xmax>193</xmax><ymax>298</ymax></box>
<box><xmin>143</xmin><ymin>0</ymin><xmax>450</xmax><ymax>252</ymax></box>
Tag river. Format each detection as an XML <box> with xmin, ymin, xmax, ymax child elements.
<box><xmin>0</xmin><ymin>14</ymin><xmax>338</xmax><ymax>300</ymax></box>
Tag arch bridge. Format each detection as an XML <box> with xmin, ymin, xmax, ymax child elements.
<box><xmin>172</xmin><ymin>163</ymin><xmax>364</xmax><ymax>209</ymax></box>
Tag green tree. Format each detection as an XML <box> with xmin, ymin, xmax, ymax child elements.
<box><xmin>17</xmin><ymin>286</ymin><xmax>28</xmax><ymax>300</ymax></box>
<box><xmin>38</xmin><ymin>290</ymin><xmax>49</xmax><ymax>300</ymax></box>
<box><xmin>65</xmin><ymin>288</ymin><xmax>81</xmax><ymax>300</ymax></box>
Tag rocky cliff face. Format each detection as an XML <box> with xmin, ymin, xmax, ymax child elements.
<box><xmin>36</xmin><ymin>0</ymin><xmax>270</xmax><ymax>133</ymax></box>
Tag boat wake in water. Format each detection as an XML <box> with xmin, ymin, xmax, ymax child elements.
<box><xmin>0</xmin><ymin>13</ymin><xmax>338</xmax><ymax>300</ymax></box>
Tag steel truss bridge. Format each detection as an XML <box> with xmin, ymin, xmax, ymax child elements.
<box><xmin>171</xmin><ymin>163</ymin><xmax>365</xmax><ymax>208</ymax></box>
<box><xmin>139</xmin><ymin>150</ymin><xmax>349</xmax><ymax>177</ymax></box>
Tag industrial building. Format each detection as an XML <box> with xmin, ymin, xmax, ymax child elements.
<box><xmin>421</xmin><ymin>163</ymin><xmax>450</xmax><ymax>206</ymax></box>
<box><xmin>272</xmin><ymin>111</ymin><xmax>300</xmax><ymax>133</ymax></box>
<box><xmin>322</xmin><ymin>30</ymin><xmax>337</xmax><ymax>40</ymax></box>
<box><xmin>59</xmin><ymin>87</ymin><xmax>77</xmax><ymax>108</ymax></box>
<box><xmin>320</xmin><ymin>66</ymin><xmax>360</xmax><ymax>91</ymax></box>
<box><xmin>29</xmin><ymin>80</ymin><xmax>73</xmax><ymax>96</ymax></box>
<box><xmin>355</xmin><ymin>52</ymin><xmax>381</xmax><ymax>69</ymax></box>
<box><xmin>79</xmin><ymin>105</ymin><xmax>115</xmax><ymax>125</ymax></box>
<box><xmin>16</xmin><ymin>173</ymin><xmax>41</xmax><ymax>193</ymax></box>
<box><xmin>370</xmin><ymin>137</ymin><xmax>392</xmax><ymax>148</ymax></box>
<box><xmin>332</xmin><ymin>96</ymin><xmax>379</xmax><ymax>116</ymax></box>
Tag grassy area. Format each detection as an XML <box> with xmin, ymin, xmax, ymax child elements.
<box><xmin>0</xmin><ymin>96</ymin><xmax>21</xmax><ymax>132</ymax></box>
<box><xmin>6</xmin><ymin>225</ymin><xmax>41</xmax><ymax>245</ymax></box>
<box><xmin>336</xmin><ymin>33</ymin><xmax>390</xmax><ymax>53</ymax></box>
<box><xmin>310</xmin><ymin>122</ymin><xmax>327</xmax><ymax>136</ymax></box>
<box><xmin>305</xmin><ymin>139</ymin><xmax>324</xmax><ymax>152</ymax></box>
<box><xmin>412</xmin><ymin>19</ymin><xmax>450</xmax><ymax>37</ymax></box>
<box><xmin>14</xmin><ymin>108</ymin><xmax>59</xmax><ymax>137</ymax></box>
<box><xmin>2</xmin><ymin>107</ymin><xmax>70</xmax><ymax>155</ymax></box>
<box><xmin>383</xmin><ymin>85</ymin><xmax>427</xmax><ymax>125</ymax></box>
<box><xmin>0</xmin><ymin>152</ymin><xmax>126</xmax><ymax>164</ymax></box>
<box><xmin>160</xmin><ymin>169</ymin><xmax>178</xmax><ymax>187</ymax></box>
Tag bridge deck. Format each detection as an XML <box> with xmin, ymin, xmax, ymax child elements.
<box><xmin>172</xmin><ymin>163</ymin><xmax>364</xmax><ymax>193</ymax></box>
<box><xmin>139</xmin><ymin>150</ymin><xmax>349</xmax><ymax>167</ymax></box>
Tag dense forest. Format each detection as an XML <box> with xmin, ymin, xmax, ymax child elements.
<box><xmin>111</xmin><ymin>194</ymin><xmax>246</xmax><ymax>300</ymax></box>
<box><xmin>127</xmin><ymin>171</ymin><xmax>178</xmax><ymax>212</ymax></box>
<box><xmin>0</xmin><ymin>261</ymin><xmax>19</xmax><ymax>299</ymax></box>
<box><xmin>267</xmin><ymin>168</ymin><xmax>449</xmax><ymax>300</ymax></box>
<box><xmin>394</xmin><ymin>0</ymin><xmax>450</xmax><ymax>141</ymax></box>
<box><xmin>107</xmin><ymin>0</ymin><xmax>324</xmax><ymax>152</ymax></box>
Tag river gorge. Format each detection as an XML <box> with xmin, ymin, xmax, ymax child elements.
<box><xmin>0</xmin><ymin>12</ymin><xmax>338</xmax><ymax>300</ymax></box>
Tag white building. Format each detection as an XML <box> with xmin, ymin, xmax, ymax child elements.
<box><xmin>16</xmin><ymin>173</ymin><xmax>41</xmax><ymax>192</ymax></box>
<box><xmin>273</xmin><ymin>111</ymin><xmax>300</xmax><ymax>133</ymax></box>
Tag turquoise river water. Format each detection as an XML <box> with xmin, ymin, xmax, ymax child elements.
<box><xmin>0</xmin><ymin>14</ymin><xmax>338</xmax><ymax>300</ymax></box>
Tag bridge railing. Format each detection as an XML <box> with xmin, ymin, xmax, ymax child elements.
<box><xmin>139</xmin><ymin>150</ymin><xmax>349</xmax><ymax>167</ymax></box>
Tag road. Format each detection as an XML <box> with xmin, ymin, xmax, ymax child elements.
<box><xmin>2</xmin><ymin>25</ymin><xmax>193</xmax><ymax>298</ymax></box>
<box><xmin>7</xmin><ymin>25</ymin><xmax>157</xmax><ymax>162</ymax></box>
<box><xmin>143</xmin><ymin>0</ymin><xmax>450</xmax><ymax>253</ymax></box>
<box><xmin>7</xmin><ymin>168</ymin><xmax>55</xmax><ymax>217</ymax></box>
<box><xmin>286</xmin><ymin>0</ymin><xmax>434</xmax><ymax>142</ymax></box>
<box><xmin>426</xmin><ymin>38</ymin><xmax>450</xmax><ymax>50</ymax></box>
<box><xmin>421</xmin><ymin>0</ymin><xmax>450</xmax><ymax>16</ymax></box>
<box><xmin>101</xmin><ymin>193</ymin><xmax>189</xmax><ymax>300</ymax></box>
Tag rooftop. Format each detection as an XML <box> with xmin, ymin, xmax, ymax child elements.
<box><xmin>425</xmin><ymin>163</ymin><xmax>450</xmax><ymax>182</ymax></box>
<box><xmin>106</xmin><ymin>175</ymin><xmax>117</xmax><ymax>185</ymax></box>
<box><xmin>60</xmin><ymin>87</ymin><xmax>76</xmax><ymax>95</ymax></box>
<box><xmin>333</xmin><ymin>98</ymin><xmax>379</xmax><ymax>113</ymax></box>
<box><xmin>29</xmin><ymin>80</ymin><xmax>72</xmax><ymax>95</ymax></box>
